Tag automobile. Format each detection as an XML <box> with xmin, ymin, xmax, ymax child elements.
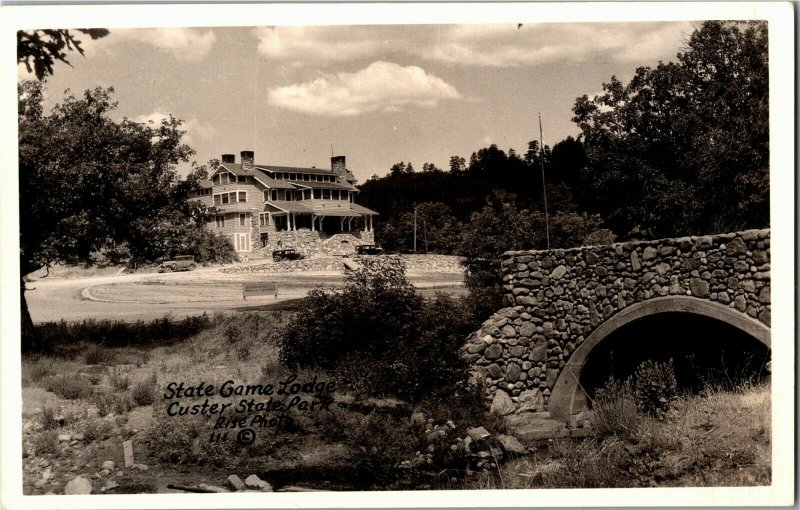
<box><xmin>356</xmin><ymin>244</ymin><xmax>385</xmax><ymax>256</ymax></box>
<box><xmin>272</xmin><ymin>248</ymin><xmax>303</xmax><ymax>262</ymax></box>
<box><xmin>158</xmin><ymin>255</ymin><xmax>196</xmax><ymax>272</ymax></box>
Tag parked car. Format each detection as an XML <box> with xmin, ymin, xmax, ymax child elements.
<box><xmin>356</xmin><ymin>244</ymin><xmax>385</xmax><ymax>255</ymax></box>
<box><xmin>272</xmin><ymin>248</ymin><xmax>303</xmax><ymax>262</ymax></box>
<box><xmin>158</xmin><ymin>255</ymin><xmax>196</xmax><ymax>272</ymax></box>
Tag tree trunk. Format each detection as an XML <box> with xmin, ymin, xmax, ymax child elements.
<box><xmin>20</xmin><ymin>278</ymin><xmax>38</xmax><ymax>352</ymax></box>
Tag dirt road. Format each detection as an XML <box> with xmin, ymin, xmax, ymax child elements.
<box><xmin>25</xmin><ymin>263</ymin><xmax>464</xmax><ymax>323</ymax></box>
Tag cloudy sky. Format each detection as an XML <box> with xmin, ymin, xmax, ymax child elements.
<box><xmin>24</xmin><ymin>22</ymin><xmax>694</xmax><ymax>181</ymax></box>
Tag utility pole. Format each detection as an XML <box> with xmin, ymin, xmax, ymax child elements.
<box><xmin>413</xmin><ymin>206</ymin><xmax>417</xmax><ymax>252</ymax></box>
<box><xmin>539</xmin><ymin>112</ymin><xmax>551</xmax><ymax>250</ymax></box>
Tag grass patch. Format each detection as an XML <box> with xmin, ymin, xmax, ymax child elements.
<box><xmin>470</xmin><ymin>383</ymin><xmax>771</xmax><ymax>489</ymax></box>
<box><xmin>40</xmin><ymin>373</ymin><xmax>93</xmax><ymax>400</ymax></box>
<box><xmin>131</xmin><ymin>374</ymin><xmax>158</xmax><ymax>406</ymax></box>
<box><xmin>84</xmin><ymin>344</ymin><xmax>117</xmax><ymax>365</ymax></box>
<box><xmin>31</xmin><ymin>430</ymin><xmax>59</xmax><ymax>456</ymax></box>
<box><xmin>32</xmin><ymin>314</ymin><xmax>214</xmax><ymax>351</ymax></box>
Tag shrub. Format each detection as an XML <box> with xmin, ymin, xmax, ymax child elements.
<box><xmin>113</xmin><ymin>393</ymin><xmax>135</xmax><ymax>414</ymax></box>
<box><xmin>224</xmin><ymin>324</ymin><xmax>241</xmax><ymax>344</ymax></box>
<box><xmin>84</xmin><ymin>344</ymin><xmax>116</xmax><ymax>365</ymax></box>
<box><xmin>83</xmin><ymin>418</ymin><xmax>113</xmax><ymax>442</ymax></box>
<box><xmin>131</xmin><ymin>379</ymin><xmax>156</xmax><ymax>406</ymax></box>
<box><xmin>40</xmin><ymin>406</ymin><xmax>59</xmax><ymax>430</ymax></box>
<box><xmin>29</xmin><ymin>359</ymin><xmax>56</xmax><ymax>383</ymax></box>
<box><xmin>110</xmin><ymin>369</ymin><xmax>130</xmax><ymax>391</ymax></box>
<box><xmin>31</xmin><ymin>430</ymin><xmax>59</xmax><ymax>456</ymax></box>
<box><xmin>91</xmin><ymin>391</ymin><xmax>115</xmax><ymax>417</ymax></box>
<box><xmin>32</xmin><ymin>314</ymin><xmax>213</xmax><ymax>351</ymax></box>
<box><xmin>236</xmin><ymin>343</ymin><xmax>250</xmax><ymax>360</ymax></box>
<box><xmin>591</xmin><ymin>377</ymin><xmax>640</xmax><ymax>439</ymax></box>
<box><xmin>41</xmin><ymin>374</ymin><xmax>93</xmax><ymax>400</ymax></box>
<box><xmin>279</xmin><ymin>258</ymin><xmax>475</xmax><ymax>402</ymax></box>
<box><xmin>632</xmin><ymin>360</ymin><xmax>677</xmax><ymax>417</ymax></box>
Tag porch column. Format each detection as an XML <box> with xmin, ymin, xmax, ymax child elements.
<box><xmin>348</xmin><ymin>217</ymin><xmax>353</xmax><ymax>231</ymax></box>
<box><xmin>311</xmin><ymin>214</ymin><xmax>315</xmax><ymax>231</ymax></box>
<box><xmin>340</xmin><ymin>217</ymin><xmax>345</xmax><ymax>231</ymax></box>
<box><xmin>369</xmin><ymin>215</ymin><xmax>373</xmax><ymax>232</ymax></box>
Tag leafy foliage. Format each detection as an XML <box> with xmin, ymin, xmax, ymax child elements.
<box><xmin>33</xmin><ymin>314</ymin><xmax>212</xmax><ymax>351</ymax></box>
<box><xmin>18</xmin><ymin>29</ymin><xmax>110</xmax><ymax>80</ymax></box>
<box><xmin>633</xmin><ymin>359</ymin><xmax>678</xmax><ymax>417</ymax></box>
<box><xmin>279</xmin><ymin>257</ymin><xmax>477</xmax><ymax>402</ymax></box>
<box><xmin>18</xmin><ymin>81</ymin><xmax>224</xmax><ymax>274</ymax></box>
<box><xmin>572</xmin><ymin>21</ymin><xmax>768</xmax><ymax>238</ymax></box>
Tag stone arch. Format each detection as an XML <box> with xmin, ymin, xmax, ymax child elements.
<box><xmin>548</xmin><ymin>296</ymin><xmax>771</xmax><ymax>422</ymax></box>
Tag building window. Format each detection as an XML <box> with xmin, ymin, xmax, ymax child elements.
<box><xmin>239</xmin><ymin>213</ymin><xmax>247</xmax><ymax>226</ymax></box>
<box><xmin>313</xmin><ymin>189</ymin><xmax>321</xmax><ymax>199</ymax></box>
<box><xmin>213</xmin><ymin>191</ymin><xmax>247</xmax><ymax>204</ymax></box>
<box><xmin>322</xmin><ymin>189</ymin><xmax>331</xmax><ymax>200</ymax></box>
<box><xmin>290</xmin><ymin>173</ymin><xmax>297</xmax><ymax>181</ymax></box>
<box><xmin>305</xmin><ymin>190</ymin><xmax>311</xmax><ymax>200</ymax></box>
<box><xmin>272</xmin><ymin>190</ymin><xmax>278</xmax><ymax>201</ymax></box>
<box><xmin>259</xmin><ymin>212</ymin><xmax>270</xmax><ymax>226</ymax></box>
<box><xmin>238</xmin><ymin>233</ymin><xmax>250</xmax><ymax>252</ymax></box>
<box><xmin>215</xmin><ymin>214</ymin><xmax>225</xmax><ymax>228</ymax></box>
<box><xmin>303</xmin><ymin>174</ymin><xmax>310</xmax><ymax>181</ymax></box>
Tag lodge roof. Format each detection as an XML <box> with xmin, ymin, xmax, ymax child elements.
<box><xmin>264</xmin><ymin>201</ymin><xmax>378</xmax><ymax>217</ymax></box>
<box><xmin>291</xmin><ymin>181</ymin><xmax>358</xmax><ymax>192</ymax></box>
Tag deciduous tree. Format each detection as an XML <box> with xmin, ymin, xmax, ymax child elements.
<box><xmin>572</xmin><ymin>21</ymin><xmax>768</xmax><ymax>238</ymax></box>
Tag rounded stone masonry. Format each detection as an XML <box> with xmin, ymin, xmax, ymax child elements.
<box><xmin>461</xmin><ymin>228</ymin><xmax>771</xmax><ymax>416</ymax></box>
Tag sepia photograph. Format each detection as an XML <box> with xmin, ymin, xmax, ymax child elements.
<box><xmin>1</xmin><ymin>2</ymin><xmax>794</xmax><ymax>508</ymax></box>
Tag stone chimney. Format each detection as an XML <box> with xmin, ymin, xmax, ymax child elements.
<box><xmin>332</xmin><ymin>155</ymin><xmax>358</xmax><ymax>184</ymax></box>
<box><xmin>331</xmin><ymin>155</ymin><xmax>346</xmax><ymax>176</ymax></box>
<box><xmin>241</xmin><ymin>151</ymin><xmax>255</xmax><ymax>172</ymax></box>
<box><xmin>221</xmin><ymin>154</ymin><xmax>235</xmax><ymax>164</ymax></box>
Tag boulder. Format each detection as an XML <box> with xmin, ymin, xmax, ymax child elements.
<box><xmin>489</xmin><ymin>390</ymin><xmax>515</xmax><ymax>416</ymax></box>
<box><xmin>496</xmin><ymin>434</ymin><xmax>528</xmax><ymax>456</ymax></box>
<box><xmin>689</xmin><ymin>278</ymin><xmax>710</xmax><ymax>298</ymax></box>
<box><xmin>244</xmin><ymin>474</ymin><xmax>271</xmax><ymax>491</ymax></box>
<box><xmin>517</xmin><ymin>389</ymin><xmax>544</xmax><ymax>413</ymax></box>
<box><xmin>65</xmin><ymin>476</ymin><xmax>92</xmax><ymax>495</ymax></box>
<box><xmin>504</xmin><ymin>363</ymin><xmax>521</xmax><ymax>383</ymax></box>
<box><xmin>102</xmin><ymin>460</ymin><xmax>115</xmax><ymax>471</ymax></box>
<box><xmin>550</xmin><ymin>265</ymin><xmax>568</xmax><ymax>279</ymax></box>
<box><xmin>466</xmin><ymin>426</ymin><xmax>491</xmax><ymax>441</ymax></box>
<box><xmin>484</xmin><ymin>344</ymin><xmax>503</xmax><ymax>360</ymax></box>
<box><xmin>227</xmin><ymin>474</ymin><xmax>246</xmax><ymax>491</ymax></box>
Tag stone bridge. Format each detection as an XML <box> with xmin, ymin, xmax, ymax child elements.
<box><xmin>462</xmin><ymin>229</ymin><xmax>771</xmax><ymax>428</ymax></box>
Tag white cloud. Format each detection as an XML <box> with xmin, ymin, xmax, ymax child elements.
<box><xmin>100</xmin><ymin>28</ymin><xmax>217</xmax><ymax>61</ymax></box>
<box><xmin>267</xmin><ymin>61</ymin><xmax>460</xmax><ymax>116</ymax></box>
<box><xmin>254</xmin><ymin>23</ymin><xmax>690</xmax><ymax>68</ymax></box>
<box><xmin>255</xmin><ymin>26</ymin><xmax>387</xmax><ymax>63</ymax></box>
<box><xmin>133</xmin><ymin>111</ymin><xmax>216</xmax><ymax>144</ymax></box>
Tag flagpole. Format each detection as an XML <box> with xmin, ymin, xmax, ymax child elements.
<box><xmin>539</xmin><ymin>112</ymin><xmax>551</xmax><ymax>250</ymax></box>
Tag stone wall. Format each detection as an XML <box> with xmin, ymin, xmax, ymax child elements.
<box><xmin>254</xmin><ymin>229</ymin><xmax>375</xmax><ymax>258</ymax></box>
<box><xmin>462</xmin><ymin>229</ymin><xmax>771</xmax><ymax>416</ymax></box>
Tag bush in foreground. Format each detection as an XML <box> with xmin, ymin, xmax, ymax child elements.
<box><xmin>279</xmin><ymin>257</ymin><xmax>477</xmax><ymax>402</ymax></box>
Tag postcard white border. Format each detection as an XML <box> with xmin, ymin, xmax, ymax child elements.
<box><xmin>1</xmin><ymin>2</ymin><xmax>794</xmax><ymax>509</ymax></box>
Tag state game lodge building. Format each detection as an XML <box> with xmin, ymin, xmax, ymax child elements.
<box><xmin>188</xmin><ymin>151</ymin><xmax>379</xmax><ymax>258</ymax></box>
